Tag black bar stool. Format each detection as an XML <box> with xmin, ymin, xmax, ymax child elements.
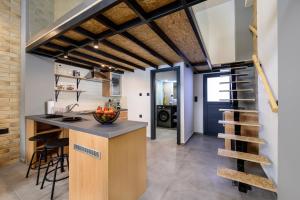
<box><xmin>41</xmin><ymin>138</ymin><xmax>69</xmax><ymax>200</ymax></box>
<box><xmin>26</xmin><ymin>132</ymin><xmax>60</xmax><ymax>185</ymax></box>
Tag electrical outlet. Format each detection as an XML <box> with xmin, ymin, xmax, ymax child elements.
<box><xmin>147</xmin><ymin>93</ymin><xmax>150</xmax><ymax>96</ymax></box>
<box><xmin>194</xmin><ymin>96</ymin><xmax>198</xmax><ymax>102</ymax></box>
<box><xmin>139</xmin><ymin>93</ymin><xmax>142</xmax><ymax>96</ymax></box>
<box><xmin>139</xmin><ymin>114</ymin><xmax>142</xmax><ymax>118</ymax></box>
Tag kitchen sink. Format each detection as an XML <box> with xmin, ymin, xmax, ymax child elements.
<box><xmin>61</xmin><ymin>116</ymin><xmax>83</xmax><ymax>122</ymax></box>
<box><xmin>43</xmin><ymin>114</ymin><xmax>64</xmax><ymax>119</ymax></box>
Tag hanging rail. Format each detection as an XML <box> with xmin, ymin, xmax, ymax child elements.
<box><xmin>249</xmin><ymin>25</ymin><xmax>257</xmax><ymax>37</ymax></box>
<box><xmin>252</xmin><ymin>55</ymin><xmax>278</xmax><ymax>113</ymax></box>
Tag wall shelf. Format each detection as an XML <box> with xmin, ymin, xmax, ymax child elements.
<box><xmin>55</xmin><ymin>73</ymin><xmax>110</xmax><ymax>85</ymax></box>
<box><xmin>54</xmin><ymin>73</ymin><xmax>109</xmax><ymax>102</ymax></box>
<box><xmin>55</xmin><ymin>89</ymin><xmax>86</xmax><ymax>102</ymax></box>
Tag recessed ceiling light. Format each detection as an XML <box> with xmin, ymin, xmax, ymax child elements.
<box><xmin>109</xmin><ymin>66</ymin><xmax>112</xmax><ymax>69</ymax></box>
<box><xmin>93</xmin><ymin>40</ymin><xmax>99</xmax><ymax>49</ymax></box>
<box><xmin>101</xmin><ymin>64</ymin><xmax>105</xmax><ymax>67</ymax></box>
<box><xmin>63</xmin><ymin>52</ymin><xmax>69</xmax><ymax>59</ymax></box>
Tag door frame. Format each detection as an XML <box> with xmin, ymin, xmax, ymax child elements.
<box><xmin>150</xmin><ymin>66</ymin><xmax>181</xmax><ymax>145</ymax></box>
<box><xmin>203</xmin><ymin>72</ymin><xmax>231</xmax><ymax>135</ymax></box>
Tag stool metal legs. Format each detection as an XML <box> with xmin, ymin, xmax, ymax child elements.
<box><xmin>40</xmin><ymin>154</ymin><xmax>69</xmax><ymax>200</ymax></box>
<box><xmin>25</xmin><ymin>149</ymin><xmax>48</xmax><ymax>185</ymax></box>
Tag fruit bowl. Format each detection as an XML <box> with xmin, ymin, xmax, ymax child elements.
<box><xmin>93</xmin><ymin>107</ymin><xmax>120</xmax><ymax>125</ymax></box>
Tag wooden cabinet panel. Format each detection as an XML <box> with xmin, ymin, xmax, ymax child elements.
<box><xmin>102</xmin><ymin>72</ymin><xmax>112</xmax><ymax>97</ymax></box>
<box><xmin>102</xmin><ymin>72</ymin><xmax>122</xmax><ymax>97</ymax></box>
<box><xmin>119</xmin><ymin>110</ymin><xmax>128</xmax><ymax>120</ymax></box>
<box><xmin>69</xmin><ymin>130</ymin><xmax>109</xmax><ymax>200</ymax></box>
<box><xmin>69</xmin><ymin>128</ymin><xmax>147</xmax><ymax>200</ymax></box>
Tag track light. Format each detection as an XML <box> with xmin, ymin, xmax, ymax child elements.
<box><xmin>93</xmin><ymin>40</ymin><xmax>99</xmax><ymax>49</ymax></box>
<box><xmin>63</xmin><ymin>52</ymin><xmax>69</xmax><ymax>59</ymax></box>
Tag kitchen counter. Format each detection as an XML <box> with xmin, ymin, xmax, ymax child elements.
<box><xmin>25</xmin><ymin>113</ymin><xmax>147</xmax><ymax>200</ymax></box>
<box><xmin>26</xmin><ymin>114</ymin><xmax>146</xmax><ymax>138</ymax></box>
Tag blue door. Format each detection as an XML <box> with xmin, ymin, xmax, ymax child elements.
<box><xmin>203</xmin><ymin>73</ymin><xmax>232</xmax><ymax>136</ymax></box>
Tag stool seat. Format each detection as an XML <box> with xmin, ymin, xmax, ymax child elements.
<box><xmin>29</xmin><ymin>132</ymin><xmax>61</xmax><ymax>142</ymax></box>
<box><xmin>26</xmin><ymin>131</ymin><xmax>61</xmax><ymax>186</ymax></box>
<box><xmin>45</xmin><ymin>138</ymin><xmax>69</xmax><ymax>149</ymax></box>
<box><xmin>41</xmin><ymin>137</ymin><xmax>69</xmax><ymax>200</ymax></box>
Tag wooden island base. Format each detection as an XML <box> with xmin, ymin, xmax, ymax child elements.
<box><xmin>26</xmin><ymin>117</ymin><xmax>147</xmax><ymax>200</ymax></box>
<box><xmin>69</xmin><ymin>127</ymin><xmax>147</xmax><ymax>200</ymax></box>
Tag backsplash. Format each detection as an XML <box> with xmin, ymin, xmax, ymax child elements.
<box><xmin>53</xmin><ymin>63</ymin><xmax>122</xmax><ymax>112</ymax></box>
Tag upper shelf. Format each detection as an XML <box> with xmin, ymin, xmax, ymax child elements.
<box><xmin>26</xmin><ymin>0</ymin><xmax>209</xmax><ymax>73</ymax></box>
<box><xmin>55</xmin><ymin>73</ymin><xmax>110</xmax><ymax>83</ymax></box>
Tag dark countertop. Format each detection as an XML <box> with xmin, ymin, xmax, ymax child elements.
<box><xmin>25</xmin><ymin>114</ymin><xmax>147</xmax><ymax>139</ymax></box>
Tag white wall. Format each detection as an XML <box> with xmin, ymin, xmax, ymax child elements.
<box><xmin>278</xmin><ymin>1</ymin><xmax>300</xmax><ymax>199</ymax></box>
<box><xmin>25</xmin><ymin>54</ymin><xmax>55</xmax><ymax>115</ymax></box>
<box><xmin>257</xmin><ymin>0</ymin><xmax>278</xmax><ymax>183</ymax></box>
<box><xmin>122</xmin><ymin>63</ymin><xmax>193</xmax><ymax>143</ymax></box>
<box><xmin>193</xmin><ymin>0</ymin><xmax>236</xmax><ymax>64</ymax></box>
<box><xmin>181</xmin><ymin>63</ymin><xmax>194</xmax><ymax>143</ymax></box>
<box><xmin>234</xmin><ymin>0</ymin><xmax>253</xmax><ymax>61</ymax></box>
<box><xmin>53</xmin><ymin>63</ymin><xmax>110</xmax><ymax>112</ymax></box>
<box><xmin>122</xmin><ymin>68</ymin><xmax>151</xmax><ymax>137</ymax></box>
<box><xmin>193</xmin><ymin>74</ymin><xmax>203</xmax><ymax>134</ymax></box>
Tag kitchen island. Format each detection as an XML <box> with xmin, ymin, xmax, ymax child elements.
<box><xmin>25</xmin><ymin>114</ymin><xmax>147</xmax><ymax>200</ymax></box>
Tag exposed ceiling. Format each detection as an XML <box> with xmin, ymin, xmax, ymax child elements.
<box><xmin>26</xmin><ymin>0</ymin><xmax>211</xmax><ymax>74</ymax></box>
<box><xmin>192</xmin><ymin>0</ymin><xmax>232</xmax><ymax>12</ymax></box>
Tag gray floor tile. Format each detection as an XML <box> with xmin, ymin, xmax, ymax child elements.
<box><xmin>0</xmin><ymin>132</ymin><xmax>276</xmax><ymax>200</ymax></box>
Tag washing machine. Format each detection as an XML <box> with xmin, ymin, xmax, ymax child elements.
<box><xmin>157</xmin><ymin>105</ymin><xmax>177</xmax><ymax>128</ymax></box>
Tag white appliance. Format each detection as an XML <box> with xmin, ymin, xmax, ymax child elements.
<box><xmin>46</xmin><ymin>100</ymin><xmax>55</xmax><ymax>114</ymax></box>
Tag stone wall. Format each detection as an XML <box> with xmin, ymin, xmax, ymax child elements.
<box><xmin>0</xmin><ymin>0</ymin><xmax>21</xmax><ymax>166</ymax></box>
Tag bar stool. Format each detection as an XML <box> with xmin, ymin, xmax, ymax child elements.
<box><xmin>41</xmin><ymin>138</ymin><xmax>69</xmax><ymax>200</ymax></box>
<box><xmin>26</xmin><ymin>132</ymin><xmax>60</xmax><ymax>185</ymax></box>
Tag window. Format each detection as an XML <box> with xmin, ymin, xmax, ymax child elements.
<box><xmin>207</xmin><ymin>76</ymin><xmax>230</xmax><ymax>102</ymax></box>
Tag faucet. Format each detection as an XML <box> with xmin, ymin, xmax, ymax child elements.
<box><xmin>65</xmin><ymin>103</ymin><xmax>79</xmax><ymax>113</ymax></box>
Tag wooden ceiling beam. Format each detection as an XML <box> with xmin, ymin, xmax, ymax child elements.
<box><xmin>83</xmin><ymin>46</ymin><xmax>145</xmax><ymax>70</ymax></box>
<box><xmin>124</xmin><ymin>0</ymin><xmax>192</xmax><ymax>67</ymax></box>
<box><xmin>121</xmin><ymin>32</ymin><xmax>173</xmax><ymax>66</ymax></box>
<box><xmin>94</xmin><ymin>14</ymin><xmax>173</xmax><ymax>66</ymax></box>
<box><xmin>59</xmin><ymin>56</ymin><xmax>107</xmax><ymax>70</ymax></box>
<box><xmin>184</xmin><ymin>7</ymin><xmax>212</xmax><ymax>70</ymax></box>
<box><xmin>71</xmin><ymin>51</ymin><xmax>134</xmax><ymax>72</ymax></box>
<box><xmin>33</xmin><ymin>48</ymin><xmax>61</xmax><ymax>58</ymax></box>
<box><xmin>101</xmin><ymin>40</ymin><xmax>158</xmax><ymax>68</ymax></box>
<box><xmin>49</xmin><ymin>34</ymin><xmax>145</xmax><ymax>70</ymax></box>
<box><xmin>55</xmin><ymin>59</ymin><xmax>94</xmax><ymax>70</ymax></box>
<box><xmin>73</xmin><ymin>27</ymin><xmax>158</xmax><ymax>68</ymax></box>
<box><xmin>27</xmin><ymin>0</ymin><xmax>208</xmax><ymax>69</ymax></box>
<box><xmin>147</xmin><ymin>21</ymin><xmax>192</xmax><ymax>67</ymax></box>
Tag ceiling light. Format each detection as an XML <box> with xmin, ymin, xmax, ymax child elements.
<box><xmin>101</xmin><ymin>64</ymin><xmax>105</xmax><ymax>67</ymax></box>
<box><xmin>109</xmin><ymin>66</ymin><xmax>112</xmax><ymax>69</ymax></box>
<box><xmin>93</xmin><ymin>40</ymin><xmax>99</xmax><ymax>49</ymax></box>
<box><xmin>63</xmin><ymin>52</ymin><xmax>69</xmax><ymax>59</ymax></box>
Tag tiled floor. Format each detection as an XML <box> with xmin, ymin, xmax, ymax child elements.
<box><xmin>0</xmin><ymin>133</ymin><xmax>277</xmax><ymax>200</ymax></box>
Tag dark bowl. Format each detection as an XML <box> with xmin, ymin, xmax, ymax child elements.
<box><xmin>93</xmin><ymin>111</ymin><xmax>120</xmax><ymax>125</ymax></box>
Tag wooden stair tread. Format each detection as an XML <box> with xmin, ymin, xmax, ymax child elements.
<box><xmin>218</xmin><ymin>149</ymin><xmax>271</xmax><ymax>165</ymax></box>
<box><xmin>220</xmin><ymin>80</ymin><xmax>252</xmax><ymax>84</ymax></box>
<box><xmin>219</xmin><ymin>89</ymin><xmax>254</xmax><ymax>92</ymax></box>
<box><xmin>217</xmin><ymin>167</ymin><xmax>276</xmax><ymax>192</ymax></box>
<box><xmin>219</xmin><ymin>108</ymin><xmax>258</xmax><ymax>113</ymax></box>
<box><xmin>218</xmin><ymin>133</ymin><xmax>265</xmax><ymax>144</ymax></box>
<box><xmin>218</xmin><ymin>120</ymin><xmax>261</xmax><ymax>127</ymax></box>
<box><xmin>220</xmin><ymin>98</ymin><xmax>256</xmax><ymax>101</ymax></box>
